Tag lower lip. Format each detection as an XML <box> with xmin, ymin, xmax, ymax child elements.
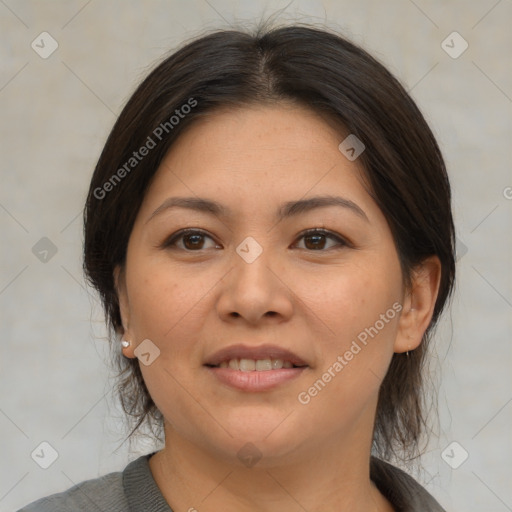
<box><xmin>205</xmin><ymin>366</ymin><xmax>307</xmax><ymax>392</ymax></box>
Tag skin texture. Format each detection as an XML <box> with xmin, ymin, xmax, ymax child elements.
<box><xmin>115</xmin><ymin>104</ymin><xmax>441</xmax><ymax>512</ymax></box>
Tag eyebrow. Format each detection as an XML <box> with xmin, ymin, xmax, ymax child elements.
<box><xmin>146</xmin><ymin>195</ymin><xmax>369</xmax><ymax>224</ymax></box>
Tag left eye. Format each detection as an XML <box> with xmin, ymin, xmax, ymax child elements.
<box><xmin>294</xmin><ymin>229</ymin><xmax>348</xmax><ymax>251</ymax></box>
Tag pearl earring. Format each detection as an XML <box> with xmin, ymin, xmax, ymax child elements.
<box><xmin>121</xmin><ymin>340</ymin><xmax>131</xmax><ymax>348</ymax></box>
<box><xmin>406</xmin><ymin>334</ymin><xmax>412</xmax><ymax>357</ymax></box>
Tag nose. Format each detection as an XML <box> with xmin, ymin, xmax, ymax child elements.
<box><xmin>216</xmin><ymin>242</ymin><xmax>294</xmax><ymax>326</ymax></box>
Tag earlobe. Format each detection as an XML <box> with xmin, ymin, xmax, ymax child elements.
<box><xmin>394</xmin><ymin>256</ymin><xmax>442</xmax><ymax>353</ymax></box>
<box><xmin>114</xmin><ymin>265</ymin><xmax>136</xmax><ymax>358</ymax></box>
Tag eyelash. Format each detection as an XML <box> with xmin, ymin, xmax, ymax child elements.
<box><xmin>161</xmin><ymin>228</ymin><xmax>351</xmax><ymax>252</ymax></box>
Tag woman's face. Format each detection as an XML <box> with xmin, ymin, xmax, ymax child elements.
<box><xmin>116</xmin><ymin>104</ymin><xmax>414</xmax><ymax>466</ymax></box>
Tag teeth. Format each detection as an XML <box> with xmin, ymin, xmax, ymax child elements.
<box><xmin>256</xmin><ymin>359</ymin><xmax>272</xmax><ymax>371</ymax></box>
<box><xmin>217</xmin><ymin>358</ymin><xmax>297</xmax><ymax>371</ymax></box>
<box><xmin>239</xmin><ymin>359</ymin><xmax>255</xmax><ymax>371</ymax></box>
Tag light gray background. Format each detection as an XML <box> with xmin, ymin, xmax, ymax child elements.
<box><xmin>1</xmin><ymin>1</ymin><xmax>511</xmax><ymax>511</ymax></box>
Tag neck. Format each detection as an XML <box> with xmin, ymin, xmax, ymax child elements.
<box><xmin>148</xmin><ymin>417</ymin><xmax>394</xmax><ymax>511</ymax></box>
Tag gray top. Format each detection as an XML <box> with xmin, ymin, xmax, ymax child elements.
<box><xmin>17</xmin><ymin>452</ymin><xmax>446</xmax><ymax>511</ymax></box>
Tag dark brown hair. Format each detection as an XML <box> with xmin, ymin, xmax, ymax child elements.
<box><xmin>83</xmin><ymin>23</ymin><xmax>455</xmax><ymax>461</ymax></box>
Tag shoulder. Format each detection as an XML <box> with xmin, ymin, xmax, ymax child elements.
<box><xmin>370</xmin><ymin>457</ymin><xmax>446</xmax><ymax>511</ymax></box>
<box><xmin>17</xmin><ymin>468</ymin><xmax>127</xmax><ymax>512</ymax></box>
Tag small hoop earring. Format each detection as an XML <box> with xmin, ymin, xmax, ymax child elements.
<box><xmin>121</xmin><ymin>340</ymin><xmax>131</xmax><ymax>348</ymax></box>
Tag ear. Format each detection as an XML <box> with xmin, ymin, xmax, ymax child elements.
<box><xmin>394</xmin><ymin>256</ymin><xmax>442</xmax><ymax>353</ymax></box>
<box><xmin>114</xmin><ymin>265</ymin><xmax>136</xmax><ymax>358</ymax></box>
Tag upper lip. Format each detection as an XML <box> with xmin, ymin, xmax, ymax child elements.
<box><xmin>204</xmin><ymin>344</ymin><xmax>308</xmax><ymax>367</ymax></box>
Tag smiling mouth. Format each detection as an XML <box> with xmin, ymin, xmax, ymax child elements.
<box><xmin>205</xmin><ymin>358</ymin><xmax>307</xmax><ymax>371</ymax></box>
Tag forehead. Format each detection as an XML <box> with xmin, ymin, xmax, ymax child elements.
<box><xmin>153</xmin><ymin>105</ymin><xmax>358</xmax><ymax>178</ymax></box>
<box><xmin>137</xmin><ymin>104</ymin><xmax>379</xmax><ymax>223</ymax></box>
<box><xmin>173</xmin><ymin>103</ymin><xmax>349</xmax><ymax>156</ymax></box>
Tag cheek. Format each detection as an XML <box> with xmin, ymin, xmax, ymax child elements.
<box><xmin>126</xmin><ymin>258</ymin><xmax>219</xmax><ymax>359</ymax></box>
<box><xmin>128</xmin><ymin>263</ymin><xmax>211</xmax><ymax>422</ymax></box>
<box><xmin>126</xmin><ymin>261</ymin><xmax>182</xmax><ymax>335</ymax></box>
<box><xmin>302</xmin><ymin>259</ymin><xmax>401</xmax><ymax>343</ymax></box>
<box><xmin>297</xmin><ymin>258</ymin><xmax>401</xmax><ymax>398</ymax></box>
<box><xmin>294</xmin><ymin>275</ymin><xmax>400</xmax><ymax>435</ymax></box>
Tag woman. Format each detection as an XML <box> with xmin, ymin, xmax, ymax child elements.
<box><xmin>19</xmin><ymin>23</ymin><xmax>454</xmax><ymax>512</ymax></box>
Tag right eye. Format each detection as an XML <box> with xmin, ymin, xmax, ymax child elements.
<box><xmin>161</xmin><ymin>229</ymin><xmax>221</xmax><ymax>251</ymax></box>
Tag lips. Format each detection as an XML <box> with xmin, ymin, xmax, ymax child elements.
<box><xmin>204</xmin><ymin>344</ymin><xmax>308</xmax><ymax>368</ymax></box>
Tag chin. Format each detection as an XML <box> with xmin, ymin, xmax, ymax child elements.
<box><xmin>211</xmin><ymin>434</ymin><xmax>304</xmax><ymax>469</ymax></box>
<box><xmin>203</xmin><ymin>418</ymin><xmax>306</xmax><ymax>466</ymax></box>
